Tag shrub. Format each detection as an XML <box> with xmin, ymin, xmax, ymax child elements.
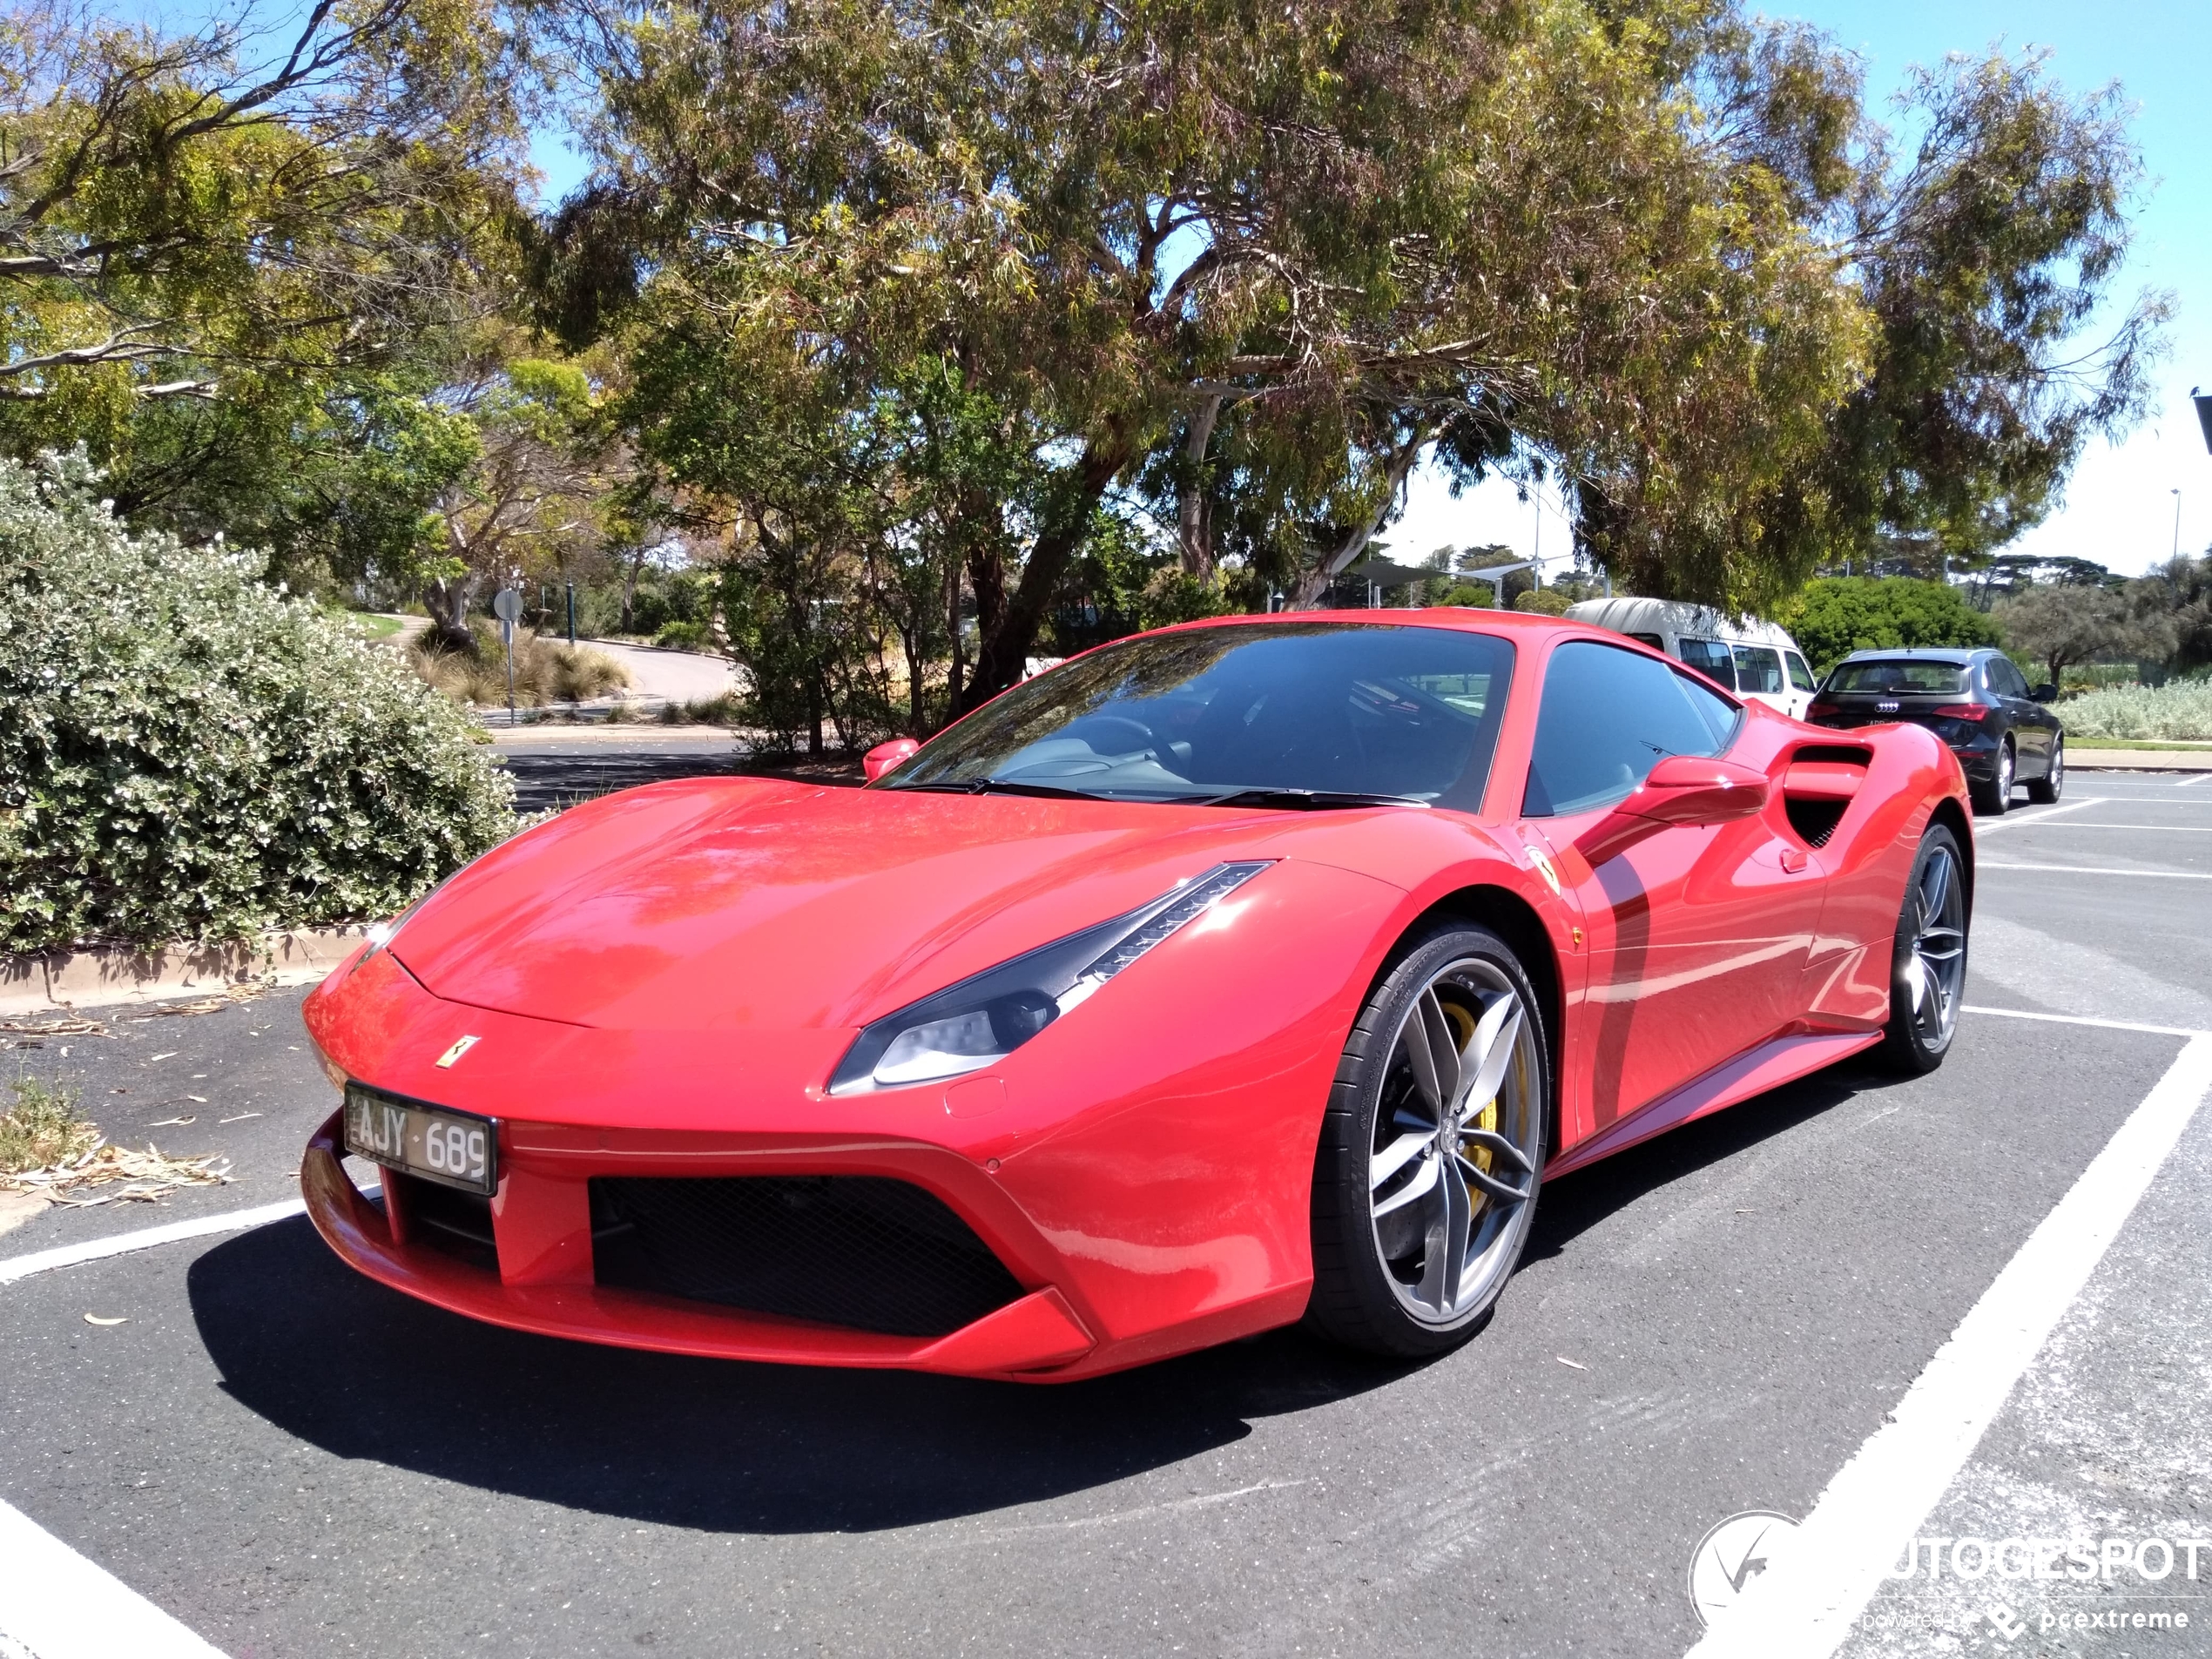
<box><xmin>0</xmin><ymin>454</ymin><xmax>516</xmax><ymax>954</ymax></box>
<box><xmin>2054</xmin><ymin>681</ymin><xmax>2212</xmax><ymax>742</ymax></box>
<box><xmin>1778</xmin><ymin>577</ymin><xmax>2000</xmax><ymax>673</ymax></box>
<box><xmin>408</xmin><ymin>624</ymin><xmax>631</xmax><ymax>705</ymax></box>
<box><xmin>652</xmin><ymin>619</ymin><xmax>711</xmax><ymax>651</ymax></box>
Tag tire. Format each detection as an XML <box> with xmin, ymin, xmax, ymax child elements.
<box><xmin>1307</xmin><ymin>922</ymin><xmax>1549</xmax><ymax>1357</ymax></box>
<box><xmin>1878</xmin><ymin>824</ymin><xmax>1969</xmax><ymax>1074</ymax></box>
<box><xmin>1971</xmin><ymin>738</ymin><xmax>2013</xmax><ymax>816</ymax></box>
<box><xmin>2026</xmin><ymin>736</ymin><xmax>2063</xmax><ymax>804</ymax></box>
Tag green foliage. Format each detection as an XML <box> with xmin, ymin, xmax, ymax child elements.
<box><xmin>0</xmin><ymin>455</ymin><xmax>515</xmax><ymax>954</ymax></box>
<box><xmin>1777</xmin><ymin>577</ymin><xmax>2000</xmax><ymax>673</ymax></box>
<box><xmin>0</xmin><ymin>2</ymin><xmax>536</xmax><ymax>567</ymax></box>
<box><xmin>2055</xmin><ymin>682</ymin><xmax>2212</xmax><ymax>743</ymax></box>
<box><xmin>1993</xmin><ymin>584</ymin><xmax>2175</xmax><ymax>690</ymax></box>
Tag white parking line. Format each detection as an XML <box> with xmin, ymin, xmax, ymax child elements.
<box><xmin>1963</xmin><ymin>1004</ymin><xmax>2210</xmax><ymax>1040</ymax></box>
<box><xmin>1977</xmin><ymin>860</ymin><xmax>2212</xmax><ymax>880</ymax></box>
<box><xmin>0</xmin><ymin>1198</ymin><xmax>307</xmax><ymax>1287</ymax></box>
<box><xmin>1686</xmin><ymin>1033</ymin><xmax>2212</xmax><ymax>1658</ymax></box>
<box><xmin>2025</xmin><ymin>822</ymin><xmax>2212</xmax><ymax>832</ymax></box>
<box><xmin>0</xmin><ymin>1497</ymin><xmax>229</xmax><ymax>1657</ymax></box>
<box><xmin>1969</xmin><ymin>798</ymin><xmax>2104</xmax><ymax>834</ymax></box>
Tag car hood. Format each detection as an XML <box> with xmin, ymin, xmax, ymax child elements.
<box><xmin>388</xmin><ymin>779</ymin><xmax>1316</xmax><ymax>1030</ymax></box>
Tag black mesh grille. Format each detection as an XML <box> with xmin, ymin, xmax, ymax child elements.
<box><xmin>1784</xmin><ymin>796</ymin><xmax>1848</xmax><ymax>848</ymax></box>
<box><xmin>589</xmin><ymin>1176</ymin><xmax>1024</xmax><ymax>1339</ymax></box>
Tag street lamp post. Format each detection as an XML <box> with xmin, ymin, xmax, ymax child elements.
<box><xmin>2175</xmin><ymin>489</ymin><xmax>2183</xmax><ymax>562</ymax></box>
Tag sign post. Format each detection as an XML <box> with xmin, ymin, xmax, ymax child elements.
<box><xmin>492</xmin><ymin>587</ymin><xmax>523</xmax><ymax>727</ymax></box>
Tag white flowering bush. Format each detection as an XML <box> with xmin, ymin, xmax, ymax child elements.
<box><xmin>2056</xmin><ymin>681</ymin><xmax>2212</xmax><ymax>743</ymax></box>
<box><xmin>0</xmin><ymin>455</ymin><xmax>516</xmax><ymax>954</ymax></box>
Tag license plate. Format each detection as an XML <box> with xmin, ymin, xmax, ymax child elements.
<box><xmin>343</xmin><ymin>1085</ymin><xmax>497</xmax><ymax>1195</ymax></box>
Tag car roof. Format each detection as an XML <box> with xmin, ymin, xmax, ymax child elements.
<box><xmin>1835</xmin><ymin>647</ymin><xmax>1986</xmax><ymax>664</ymax></box>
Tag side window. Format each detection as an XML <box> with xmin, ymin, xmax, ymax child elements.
<box><xmin>1786</xmin><ymin>651</ymin><xmax>1817</xmax><ymax>692</ymax></box>
<box><xmin>1524</xmin><ymin>643</ymin><xmax>1742</xmax><ymax>817</ymax></box>
<box><xmin>1731</xmin><ymin>644</ymin><xmax>1784</xmax><ymax>695</ymax></box>
<box><xmin>1677</xmin><ymin>637</ymin><xmax>1737</xmax><ymax>687</ymax></box>
<box><xmin>1629</xmin><ymin>632</ymin><xmax>1667</xmax><ymax>651</ymax></box>
<box><xmin>1992</xmin><ymin>658</ymin><xmax>2029</xmax><ymax>699</ymax></box>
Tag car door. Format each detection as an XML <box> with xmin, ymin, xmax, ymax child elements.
<box><xmin>1986</xmin><ymin>656</ymin><xmax>2050</xmax><ymax>775</ymax></box>
<box><xmin>1730</xmin><ymin>643</ymin><xmax>1790</xmax><ymax>715</ymax></box>
<box><xmin>1784</xmin><ymin>649</ymin><xmax>1818</xmax><ymax>720</ymax></box>
<box><xmin>1518</xmin><ymin>641</ymin><xmax>1827</xmax><ymax>1130</ymax></box>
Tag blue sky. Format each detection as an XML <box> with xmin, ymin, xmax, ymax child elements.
<box><xmin>1393</xmin><ymin>0</ymin><xmax>2212</xmax><ymax>579</ymax></box>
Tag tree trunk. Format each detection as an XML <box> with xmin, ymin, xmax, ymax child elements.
<box><xmin>423</xmin><ymin>570</ymin><xmax>483</xmax><ymax>651</ymax></box>
<box><xmin>955</xmin><ymin>437</ymin><xmax>1130</xmax><ymax>714</ymax></box>
<box><xmin>904</xmin><ymin>621</ymin><xmax>927</xmax><ymax>737</ymax></box>
<box><xmin>1290</xmin><ymin>428</ymin><xmax>1433</xmax><ymax>610</ymax></box>
<box><xmin>1177</xmin><ymin>394</ymin><xmax>1224</xmax><ymax>579</ymax></box>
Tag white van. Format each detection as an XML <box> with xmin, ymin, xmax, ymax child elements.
<box><xmin>1564</xmin><ymin>597</ymin><xmax>1818</xmax><ymax>719</ymax></box>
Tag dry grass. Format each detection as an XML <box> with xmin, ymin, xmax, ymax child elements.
<box><xmin>409</xmin><ymin>624</ymin><xmax>631</xmax><ymax>707</ymax></box>
<box><xmin>0</xmin><ymin>1073</ymin><xmax>98</xmax><ymax>1173</ymax></box>
<box><xmin>2</xmin><ymin>1071</ymin><xmax>234</xmax><ymax>1204</ymax></box>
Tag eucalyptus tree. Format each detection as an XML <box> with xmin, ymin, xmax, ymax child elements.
<box><xmin>550</xmin><ymin>0</ymin><xmax>1872</xmax><ymax>705</ymax></box>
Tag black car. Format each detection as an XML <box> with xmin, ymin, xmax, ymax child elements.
<box><xmin>1805</xmin><ymin>647</ymin><xmax>2064</xmax><ymax>815</ymax></box>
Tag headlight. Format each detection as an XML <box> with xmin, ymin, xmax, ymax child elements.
<box><xmin>829</xmin><ymin>861</ymin><xmax>1272</xmax><ymax>1094</ymax></box>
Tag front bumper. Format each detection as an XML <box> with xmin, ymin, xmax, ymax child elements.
<box><xmin>303</xmin><ymin>1110</ymin><xmax>1100</xmax><ymax>1378</ymax></box>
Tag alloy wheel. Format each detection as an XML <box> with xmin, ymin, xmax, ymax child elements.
<box><xmin>1996</xmin><ymin>743</ymin><xmax>2014</xmax><ymax>802</ymax></box>
<box><xmin>1367</xmin><ymin>961</ymin><xmax>1543</xmax><ymax>1324</ymax></box>
<box><xmin>1902</xmin><ymin>846</ymin><xmax>1966</xmax><ymax>1049</ymax></box>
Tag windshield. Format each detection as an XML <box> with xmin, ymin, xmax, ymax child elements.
<box><xmin>881</xmin><ymin>622</ymin><xmax>1514</xmax><ymax>810</ymax></box>
<box><xmin>1827</xmin><ymin>659</ymin><xmax>1968</xmax><ymax>694</ymax></box>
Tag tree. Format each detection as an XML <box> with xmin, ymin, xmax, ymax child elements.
<box><xmin>1995</xmin><ymin>584</ymin><xmax>2174</xmax><ymax>691</ymax></box>
<box><xmin>415</xmin><ymin>349</ymin><xmax>626</xmax><ymax>648</ymax></box>
<box><xmin>1777</xmin><ymin>576</ymin><xmax>1999</xmax><ymax>673</ymax></box>
<box><xmin>1762</xmin><ymin>52</ymin><xmax>2167</xmax><ymax>579</ymax></box>
<box><xmin>552</xmin><ymin>0</ymin><xmax>1871</xmax><ymax>711</ymax></box>
<box><xmin>0</xmin><ymin>0</ymin><xmax>535</xmax><ymax>571</ymax></box>
<box><xmin>2127</xmin><ymin>553</ymin><xmax>2212</xmax><ymax>677</ymax></box>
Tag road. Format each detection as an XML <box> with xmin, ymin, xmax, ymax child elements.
<box><xmin>3</xmin><ymin>772</ymin><xmax>2209</xmax><ymax>1656</ymax></box>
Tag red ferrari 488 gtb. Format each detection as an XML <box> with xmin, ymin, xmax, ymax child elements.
<box><xmin>302</xmin><ymin>611</ymin><xmax>1973</xmax><ymax>1380</ymax></box>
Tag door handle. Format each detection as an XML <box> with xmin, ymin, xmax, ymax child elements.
<box><xmin>1780</xmin><ymin>847</ymin><xmax>1810</xmax><ymax>873</ymax></box>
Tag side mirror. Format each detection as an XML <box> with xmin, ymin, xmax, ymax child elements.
<box><xmin>864</xmin><ymin>737</ymin><xmax>921</xmax><ymax>782</ymax></box>
<box><xmin>1574</xmin><ymin>755</ymin><xmax>1770</xmax><ymax>868</ymax></box>
<box><xmin>2031</xmin><ymin>684</ymin><xmax>2056</xmax><ymax>704</ymax></box>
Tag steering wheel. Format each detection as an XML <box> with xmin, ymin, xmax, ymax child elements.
<box><xmin>1082</xmin><ymin>715</ymin><xmax>1169</xmax><ymax>761</ymax></box>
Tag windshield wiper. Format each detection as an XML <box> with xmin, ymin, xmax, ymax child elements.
<box><xmin>890</xmin><ymin>777</ymin><xmax>1113</xmax><ymax>801</ymax></box>
<box><xmin>1176</xmin><ymin>787</ymin><xmax>1431</xmax><ymax>811</ymax></box>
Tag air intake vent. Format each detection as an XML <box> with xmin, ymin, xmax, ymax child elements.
<box><xmin>590</xmin><ymin>1176</ymin><xmax>1024</xmax><ymax>1339</ymax></box>
<box><xmin>1784</xmin><ymin>797</ymin><xmax>1848</xmax><ymax>848</ymax></box>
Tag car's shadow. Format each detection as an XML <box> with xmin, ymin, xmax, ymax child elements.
<box><xmin>1525</xmin><ymin>1059</ymin><xmax>1905</xmax><ymax>1264</ymax></box>
<box><xmin>192</xmin><ymin>1060</ymin><xmax>1898</xmax><ymax>1534</ymax></box>
<box><xmin>187</xmin><ymin>1219</ymin><xmax>1418</xmax><ymax>1534</ymax></box>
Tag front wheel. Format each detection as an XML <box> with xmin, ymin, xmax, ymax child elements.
<box><xmin>1878</xmin><ymin>824</ymin><xmax>1969</xmax><ymax>1074</ymax></box>
<box><xmin>2026</xmin><ymin>736</ymin><xmax>2064</xmax><ymax>804</ymax></box>
<box><xmin>1307</xmin><ymin>923</ymin><xmax>1549</xmax><ymax>1357</ymax></box>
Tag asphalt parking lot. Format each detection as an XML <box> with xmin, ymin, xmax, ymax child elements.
<box><xmin>3</xmin><ymin>771</ymin><xmax>2210</xmax><ymax>1658</ymax></box>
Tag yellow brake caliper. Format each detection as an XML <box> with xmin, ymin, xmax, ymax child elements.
<box><xmin>1441</xmin><ymin>1002</ymin><xmax>1498</xmax><ymax>1192</ymax></box>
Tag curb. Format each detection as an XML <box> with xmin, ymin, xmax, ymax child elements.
<box><xmin>0</xmin><ymin>927</ymin><xmax>366</xmax><ymax>1019</ymax></box>
<box><xmin>2067</xmin><ymin>750</ymin><xmax>2212</xmax><ymax>773</ymax></box>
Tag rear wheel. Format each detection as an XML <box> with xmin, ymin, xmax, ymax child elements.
<box><xmin>1972</xmin><ymin>738</ymin><xmax>2014</xmax><ymax>816</ymax></box>
<box><xmin>2026</xmin><ymin>736</ymin><xmax>2064</xmax><ymax>804</ymax></box>
<box><xmin>1879</xmin><ymin>825</ymin><xmax>1969</xmax><ymax>1074</ymax></box>
<box><xmin>1307</xmin><ymin>924</ymin><xmax>1548</xmax><ymax>1357</ymax></box>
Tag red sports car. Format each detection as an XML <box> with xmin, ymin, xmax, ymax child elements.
<box><xmin>300</xmin><ymin>611</ymin><xmax>1972</xmax><ymax>1380</ymax></box>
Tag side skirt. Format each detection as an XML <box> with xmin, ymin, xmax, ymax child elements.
<box><xmin>1545</xmin><ymin>1028</ymin><xmax>1882</xmax><ymax>1179</ymax></box>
